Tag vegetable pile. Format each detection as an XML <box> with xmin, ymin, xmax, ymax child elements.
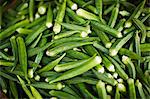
<box><xmin>0</xmin><ymin>0</ymin><xmax>150</xmax><ymax>98</ymax></box>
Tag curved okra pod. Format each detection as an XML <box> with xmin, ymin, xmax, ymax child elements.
<box><xmin>91</xmin><ymin>20</ymin><xmax>122</xmax><ymax>38</ymax></box>
<box><xmin>46</xmin><ymin>41</ymin><xmax>93</xmax><ymax>56</ymax></box>
<box><xmin>127</xmin><ymin>78</ymin><xmax>136</xmax><ymax>99</ymax></box>
<box><xmin>109</xmin><ymin>32</ymin><xmax>134</xmax><ymax>56</ymax></box>
<box><xmin>53</xmin><ymin>0</ymin><xmax>66</xmax><ymax>34</ymax></box>
<box><xmin>37</xmin><ymin>53</ymin><xmax>66</xmax><ymax>73</ymax></box>
<box><xmin>49</xmin><ymin>55</ymin><xmax>102</xmax><ymax>83</ymax></box>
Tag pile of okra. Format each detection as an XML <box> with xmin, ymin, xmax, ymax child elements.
<box><xmin>0</xmin><ymin>0</ymin><xmax>150</xmax><ymax>98</ymax></box>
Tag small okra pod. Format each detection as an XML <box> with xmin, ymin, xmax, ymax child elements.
<box><xmin>29</xmin><ymin>0</ymin><xmax>34</xmax><ymax>22</ymax></box>
<box><xmin>53</xmin><ymin>0</ymin><xmax>66</xmax><ymax>34</ymax></box>
<box><xmin>0</xmin><ymin>60</ymin><xmax>14</xmax><ymax>67</ymax></box>
<box><xmin>54</xmin><ymin>30</ymin><xmax>79</xmax><ymax>39</ymax></box>
<box><xmin>119</xmin><ymin>48</ymin><xmax>141</xmax><ymax>60</ymax></box>
<box><xmin>93</xmin><ymin>42</ymin><xmax>109</xmax><ymax>54</ymax></box>
<box><xmin>124</xmin><ymin>0</ymin><xmax>146</xmax><ymax>28</ymax></box>
<box><xmin>50</xmin><ymin>55</ymin><xmax>102</xmax><ymax>83</ymax></box>
<box><xmin>66</xmin><ymin>7</ymin><xmax>86</xmax><ymax>24</ymax></box>
<box><xmin>109</xmin><ymin>32</ymin><xmax>134</xmax><ymax>56</ymax></box>
<box><xmin>106</xmin><ymin>55</ymin><xmax>129</xmax><ymax>80</ymax></box>
<box><xmin>76</xmin><ymin>8</ymin><xmax>100</xmax><ymax>22</ymax></box>
<box><xmin>92</xmin><ymin>69</ymin><xmax>117</xmax><ymax>86</ymax></box>
<box><xmin>115</xmin><ymin>18</ymin><xmax>126</xmax><ymax>32</ymax></box>
<box><xmin>60</xmin><ymin>22</ymin><xmax>91</xmax><ymax>34</ymax></box>
<box><xmin>67</xmin><ymin>0</ymin><xmax>78</xmax><ymax>10</ymax></box>
<box><xmin>133</xmin><ymin>18</ymin><xmax>146</xmax><ymax>43</ymax></box>
<box><xmin>30</xmin><ymin>82</ymin><xmax>64</xmax><ymax>90</ymax></box>
<box><xmin>17</xmin><ymin>37</ymin><xmax>28</xmax><ymax>81</ymax></box>
<box><xmin>73</xmin><ymin>0</ymin><xmax>97</xmax><ymax>14</ymax></box>
<box><xmin>46</xmin><ymin>41</ymin><xmax>93</xmax><ymax>56</ymax></box>
<box><xmin>135</xmin><ymin>31</ymin><xmax>141</xmax><ymax>67</ymax></box>
<box><xmin>25</xmin><ymin>23</ymin><xmax>47</xmax><ymax>46</ymax></box>
<box><xmin>83</xmin><ymin>45</ymin><xmax>99</xmax><ymax>56</ymax></box>
<box><xmin>46</xmin><ymin>3</ymin><xmax>53</xmax><ymax>28</ymax></box>
<box><xmin>16</xmin><ymin>28</ymin><xmax>33</xmax><ymax>34</ymax></box>
<box><xmin>140</xmin><ymin>43</ymin><xmax>150</xmax><ymax>52</ymax></box>
<box><xmin>135</xmin><ymin>80</ymin><xmax>146</xmax><ymax>99</ymax></box>
<box><xmin>104</xmin><ymin>4</ymin><xmax>115</xmax><ymax>15</ymax></box>
<box><xmin>0</xmin><ymin>19</ymin><xmax>29</xmax><ymax>40</ymax></box>
<box><xmin>101</xmin><ymin>54</ymin><xmax>115</xmax><ymax>72</ymax></box>
<box><xmin>127</xmin><ymin>78</ymin><xmax>136</xmax><ymax>99</ymax></box>
<box><xmin>0</xmin><ymin>51</ymin><xmax>14</xmax><ymax>61</ymax></box>
<box><xmin>29</xmin><ymin>33</ymin><xmax>43</xmax><ymax>48</ymax></box>
<box><xmin>66</xmin><ymin>50</ymin><xmax>90</xmax><ymax>59</ymax></box>
<box><xmin>37</xmin><ymin>53</ymin><xmax>66</xmax><ymax>73</ymax></box>
<box><xmin>108</xmin><ymin>4</ymin><xmax>119</xmax><ymax>28</ymax></box>
<box><xmin>0</xmin><ymin>77</ymin><xmax>7</xmax><ymax>94</ymax></box>
<box><xmin>122</xmin><ymin>56</ymin><xmax>136</xmax><ymax>79</ymax></box>
<box><xmin>17</xmin><ymin>75</ymin><xmax>34</xmax><ymax>99</ymax></box>
<box><xmin>96</xmin><ymin>80</ymin><xmax>107</xmax><ymax>99</ymax></box>
<box><xmin>49</xmin><ymin>90</ymin><xmax>78</xmax><ymax>99</ymax></box>
<box><xmin>91</xmin><ymin>20</ymin><xmax>122</xmax><ymax>38</ymax></box>
<box><xmin>9</xmin><ymin>80</ymin><xmax>18</xmax><ymax>99</ymax></box>
<box><xmin>30</xmin><ymin>86</ymin><xmax>42</xmax><ymax>99</ymax></box>
<box><xmin>25</xmin><ymin>16</ymin><xmax>46</xmax><ymax>29</ymax></box>
<box><xmin>94</xmin><ymin>28</ymin><xmax>112</xmax><ymax>48</ymax></box>
<box><xmin>0</xmin><ymin>71</ymin><xmax>18</xmax><ymax>82</ymax></box>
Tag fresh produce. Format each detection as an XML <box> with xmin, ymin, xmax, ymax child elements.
<box><xmin>0</xmin><ymin>0</ymin><xmax>150</xmax><ymax>98</ymax></box>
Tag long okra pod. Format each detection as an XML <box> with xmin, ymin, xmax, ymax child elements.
<box><xmin>50</xmin><ymin>55</ymin><xmax>102</xmax><ymax>83</ymax></box>
<box><xmin>16</xmin><ymin>37</ymin><xmax>28</xmax><ymax>80</ymax></box>
<box><xmin>53</xmin><ymin>0</ymin><xmax>66</xmax><ymax>34</ymax></box>
<box><xmin>9</xmin><ymin>80</ymin><xmax>18</xmax><ymax>99</ymax></box>
<box><xmin>91</xmin><ymin>20</ymin><xmax>122</xmax><ymax>38</ymax></box>
<box><xmin>46</xmin><ymin>41</ymin><xmax>93</xmax><ymax>56</ymax></box>
<box><xmin>46</xmin><ymin>3</ymin><xmax>53</xmax><ymax>28</ymax></box>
